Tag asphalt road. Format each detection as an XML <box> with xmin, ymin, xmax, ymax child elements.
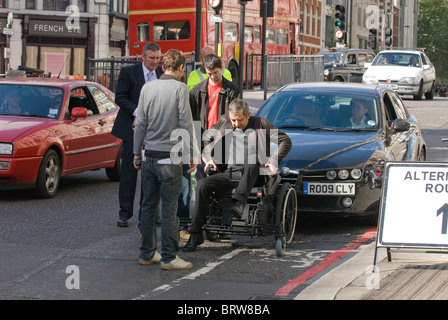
<box><xmin>0</xmin><ymin>92</ymin><xmax>447</xmax><ymax>303</ymax></box>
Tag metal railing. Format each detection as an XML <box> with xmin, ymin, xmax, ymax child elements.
<box><xmin>86</xmin><ymin>53</ymin><xmax>323</xmax><ymax>95</ymax></box>
<box><xmin>86</xmin><ymin>53</ymin><xmax>196</xmax><ymax>93</ymax></box>
<box><xmin>263</xmin><ymin>54</ymin><xmax>324</xmax><ymax>94</ymax></box>
<box><xmin>86</xmin><ymin>55</ymin><xmax>141</xmax><ymax>93</ymax></box>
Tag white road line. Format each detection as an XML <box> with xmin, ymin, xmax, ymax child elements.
<box><xmin>132</xmin><ymin>248</ymin><xmax>245</xmax><ymax>300</ymax></box>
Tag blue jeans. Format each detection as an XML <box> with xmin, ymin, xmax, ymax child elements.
<box><xmin>140</xmin><ymin>157</ymin><xmax>183</xmax><ymax>264</ymax></box>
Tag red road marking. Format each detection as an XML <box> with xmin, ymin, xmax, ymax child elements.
<box><xmin>275</xmin><ymin>227</ymin><xmax>377</xmax><ymax>296</ymax></box>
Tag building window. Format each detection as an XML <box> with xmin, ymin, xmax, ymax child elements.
<box><xmin>74</xmin><ymin>0</ymin><xmax>87</xmax><ymax>12</ymax></box>
<box><xmin>0</xmin><ymin>0</ymin><xmax>7</xmax><ymax>8</ymax></box>
<box><xmin>43</xmin><ymin>0</ymin><xmax>69</xmax><ymax>11</ymax></box>
<box><xmin>111</xmin><ymin>0</ymin><xmax>128</xmax><ymax>14</ymax></box>
<box><xmin>26</xmin><ymin>0</ymin><xmax>36</xmax><ymax>9</ymax></box>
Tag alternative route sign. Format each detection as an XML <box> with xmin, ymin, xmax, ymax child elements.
<box><xmin>377</xmin><ymin>162</ymin><xmax>448</xmax><ymax>248</ymax></box>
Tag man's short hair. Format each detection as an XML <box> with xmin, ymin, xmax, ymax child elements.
<box><xmin>203</xmin><ymin>54</ymin><xmax>222</xmax><ymax>70</ymax></box>
<box><xmin>142</xmin><ymin>42</ymin><xmax>161</xmax><ymax>56</ymax></box>
<box><xmin>163</xmin><ymin>49</ymin><xmax>186</xmax><ymax>72</ymax></box>
<box><xmin>228</xmin><ymin>98</ymin><xmax>249</xmax><ymax>117</ymax></box>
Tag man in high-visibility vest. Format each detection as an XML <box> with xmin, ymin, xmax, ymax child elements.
<box><xmin>187</xmin><ymin>46</ymin><xmax>232</xmax><ymax>91</ymax></box>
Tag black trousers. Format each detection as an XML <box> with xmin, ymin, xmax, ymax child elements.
<box><xmin>189</xmin><ymin>164</ymin><xmax>260</xmax><ymax>233</ymax></box>
<box><xmin>118</xmin><ymin>139</ymin><xmax>139</xmax><ymax>220</ymax></box>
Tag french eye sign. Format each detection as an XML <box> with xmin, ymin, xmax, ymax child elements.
<box><xmin>378</xmin><ymin>162</ymin><xmax>448</xmax><ymax>248</ymax></box>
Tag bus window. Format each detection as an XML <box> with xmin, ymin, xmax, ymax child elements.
<box><xmin>266</xmin><ymin>28</ymin><xmax>275</xmax><ymax>43</ymax></box>
<box><xmin>254</xmin><ymin>26</ymin><xmax>260</xmax><ymax>43</ymax></box>
<box><xmin>224</xmin><ymin>23</ymin><xmax>238</xmax><ymax>41</ymax></box>
<box><xmin>245</xmin><ymin>26</ymin><xmax>254</xmax><ymax>43</ymax></box>
<box><xmin>138</xmin><ymin>23</ymin><xmax>149</xmax><ymax>42</ymax></box>
<box><xmin>276</xmin><ymin>29</ymin><xmax>288</xmax><ymax>45</ymax></box>
<box><xmin>154</xmin><ymin>21</ymin><xmax>190</xmax><ymax>40</ymax></box>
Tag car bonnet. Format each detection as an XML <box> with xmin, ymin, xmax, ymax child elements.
<box><xmin>277</xmin><ymin>130</ymin><xmax>380</xmax><ymax>171</ymax></box>
<box><xmin>0</xmin><ymin>117</ymin><xmax>53</xmax><ymax>142</ymax></box>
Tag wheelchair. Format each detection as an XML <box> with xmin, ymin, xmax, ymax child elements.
<box><xmin>197</xmin><ymin>169</ymin><xmax>298</xmax><ymax>257</ymax></box>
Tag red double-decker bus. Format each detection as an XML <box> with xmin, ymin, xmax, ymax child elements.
<box><xmin>128</xmin><ymin>0</ymin><xmax>301</xmax><ymax>84</ymax></box>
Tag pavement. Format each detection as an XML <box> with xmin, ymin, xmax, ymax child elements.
<box><xmin>294</xmin><ymin>241</ymin><xmax>448</xmax><ymax>300</ymax></box>
<box><xmin>246</xmin><ymin>89</ymin><xmax>448</xmax><ymax>301</ymax></box>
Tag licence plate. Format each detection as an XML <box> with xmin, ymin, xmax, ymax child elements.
<box><xmin>385</xmin><ymin>83</ymin><xmax>397</xmax><ymax>89</ymax></box>
<box><xmin>303</xmin><ymin>182</ymin><xmax>355</xmax><ymax>195</ymax></box>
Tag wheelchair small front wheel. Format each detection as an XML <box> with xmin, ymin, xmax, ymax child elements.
<box><xmin>275</xmin><ymin>236</ymin><xmax>286</xmax><ymax>257</ymax></box>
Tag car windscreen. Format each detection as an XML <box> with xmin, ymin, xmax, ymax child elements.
<box><xmin>323</xmin><ymin>53</ymin><xmax>344</xmax><ymax>65</ymax></box>
<box><xmin>372</xmin><ymin>52</ymin><xmax>421</xmax><ymax>67</ymax></box>
<box><xmin>257</xmin><ymin>91</ymin><xmax>379</xmax><ymax>131</ymax></box>
<box><xmin>0</xmin><ymin>84</ymin><xmax>64</xmax><ymax>119</ymax></box>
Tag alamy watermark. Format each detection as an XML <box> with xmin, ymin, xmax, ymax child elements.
<box><xmin>65</xmin><ymin>5</ymin><xmax>80</xmax><ymax>31</ymax></box>
<box><xmin>365</xmin><ymin>265</ymin><xmax>381</xmax><ymax>290</ymax></box>
<box><xmin>168</xmin><ymin>122</ymin><xmax>280</xmax><ymax>168</ymax></box>
<box><xmin>65</xmin><ymin>265</ymin><xmax>80</xmax><ymax>290</ymax></box>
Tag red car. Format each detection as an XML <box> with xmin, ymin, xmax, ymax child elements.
<box><xmin>0</xmin><ymin>78</ymin><xmax>122</xmax><ymax>198</ymax></box>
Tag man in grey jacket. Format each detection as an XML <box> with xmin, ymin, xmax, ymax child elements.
<box><xmin>133</xmin><ymin>49</ymin><xmax>198</xmax><ymax>270</ymax></box>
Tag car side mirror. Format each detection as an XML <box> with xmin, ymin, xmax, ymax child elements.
<box><xmin>391</xmin><ymin>119</ymin><xmax>410</xmax><ymax>132</ymax></box>
<box><xmin>364</xmin><ymin>62</ymin><xmax>372</xmax><ymax>68</ymax></box>
<box><xmin>71</xmin><ymin>107</ymin><xmax>88</xmax><ymax>121</ymax></box>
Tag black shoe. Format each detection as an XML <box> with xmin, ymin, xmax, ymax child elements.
<box><xmin>182</xmin><ymin>232</ymin><xmax>204</xmax><ymax>252</ymax></box>
<box><xmin>117</xmin><ymin>217</ymin><xmax>128</xmax><ymax>227</ymax></box>
<box><xmin>229</xmin><ymin>201</ymin><xmax>245</xmax><ymax>219</ymax></box>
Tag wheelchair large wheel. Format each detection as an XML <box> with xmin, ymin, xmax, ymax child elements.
<box><xmin>274</xmin><ymin>183</ymin><xmax>298</xmax><ymax>256</ymax></box>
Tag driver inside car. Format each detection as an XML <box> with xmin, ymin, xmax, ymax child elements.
<box><xmin>182</xmin><ymin>98</ymin><xmax>292</xmax><ymax>252</ymax></box>
<box><xmin>0</xmin><ymin>90</ymin><xmax>25</xmax><ymax>115</ymax></box>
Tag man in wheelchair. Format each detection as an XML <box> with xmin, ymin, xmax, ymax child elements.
<box><xmin>183</xmin><ymin>99</ymin><xmax>292</xmax><ymax>252</ymax></box>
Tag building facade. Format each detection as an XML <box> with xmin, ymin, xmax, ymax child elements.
<box><xmin>0</xmin><ymin>0</ymin><xmax>128</xmax><ymax>76</ymax></box>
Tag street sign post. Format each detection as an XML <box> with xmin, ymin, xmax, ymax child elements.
<box><xmin>374</xmin><ymin>162</ymin><xmax>448</xmax><ymax>268</ymax></box>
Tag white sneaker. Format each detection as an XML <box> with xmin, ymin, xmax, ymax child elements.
<box><xmin>139</xmin><ymin>251</ymin><xmax>161</xmax><ymax>265</ymax></box>
<box><xmin>161</xmin><ymin>256</ymin><xmax>193</xmax><ymax>270</ymax></box>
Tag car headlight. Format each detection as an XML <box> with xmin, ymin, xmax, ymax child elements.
<box><xmin>326</xmin><ymin>169</ymin><xmax>362</xmax><ymax>180</ymax></box>
<box><xmin>350</xmin><ymin>169</ymin><xmax>362</xmax><ymax>179</ymax></box>
<box><xmin>0</xmin><ymin>143</ymin><xmax>13</xmax><ymax>155</ymax></box>
<box><xmin>324</xmin><ymin>69</ymin><xmax>330</xmax><ymax>76</ymax></box>
<box><xmin>338</xmin><ymin>169</ymin><xmax>349</xmax><ymax>180</ymax></box>
<box><xmin>399</xmin><ymin>77</ymin><xmax>418</xmax><ymax>84</ymax></box>
<box><xmin>326</xmin><ymin>170</ymin><xmax>337</xmax><ymax>180</ymax></box>
<box><xmin>362</xmin><ymin>75</ymin><xmax>377</xmax><ymax>84</ymax></box>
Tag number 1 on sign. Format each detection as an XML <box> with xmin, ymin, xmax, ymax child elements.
<box><xmin>437</xmin><ymin>203</ymin><xmax>448</xmax><ymax>234</ymax></box>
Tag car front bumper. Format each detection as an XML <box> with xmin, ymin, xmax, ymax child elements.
<box><xmin>0</xmin><ymin>156</ymin><xmax>41</xmax><ymax>190</ymax></box>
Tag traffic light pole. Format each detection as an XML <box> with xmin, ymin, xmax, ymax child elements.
<box><xmin>238</xmin><ymin>0</ymin><xmax>248</xmax><ymax>98</ymax></box>
<box><xmin>261</xmin><ymin>0</ymin><xmax>267</xmax><ymax>96</ymax></box>
<box><xmin>195</xmin><ymin>0</ymin><xmax>201</xmax><ymax>63</ymax></box>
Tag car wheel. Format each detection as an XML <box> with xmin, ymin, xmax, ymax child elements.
<box><xmin>413</xmin><ymin>81</ymin><xmax>423</xmax><ymax>100</ymax></box>
<box><xmin>334</xmin><ymin>76</ymin><xmax>344</xmax><ymax>82</ymax></box>
<box><xmin>425</xmin><ymin>82</ymin><xmax>435</xmax><ymax>100</ymax></box>
<box><xmin>106</xmin><ymin>146</ymin><xmax>122</xmax><ymax>182</ymax></box>
<box><xmin>35</xmin><ymin>149</ymin><xmax>61</xmax><ymax>198</ymax></box>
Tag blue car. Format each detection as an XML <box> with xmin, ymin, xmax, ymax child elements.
<box><xmin>257</xmin><ymin>82</ymin><xmax>426</xmax><ymax>224</ymax></box>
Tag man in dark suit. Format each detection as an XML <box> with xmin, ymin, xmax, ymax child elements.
<box><xmin>112</xmin><ymin>42</ymin><xmax>163</xmax><ymax>227</ymax></box>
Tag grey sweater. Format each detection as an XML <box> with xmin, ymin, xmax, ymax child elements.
<box><xmin>133</xmin><ymin>74</ymin><xmax>197</xmax><ymax>161</ymax></box>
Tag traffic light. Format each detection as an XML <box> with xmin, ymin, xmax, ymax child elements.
<box><xmin>368</xmin><ymin>28</ymin><xmax>377</xmax><ymax>50</ymax></box>
<box><xmin>385</xmin><ymin>27</ymin><xmax>392</xmax><ymax>47</ymax></box>
<box><xmin>260</xmin><ymin>0</ymin><xmax>274</xmax><ymax>18</ymax></box>
<box><xmin>335</xmin><ymin>5</ymin><xmax>346</xmax><ymax>42</ymax></box>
